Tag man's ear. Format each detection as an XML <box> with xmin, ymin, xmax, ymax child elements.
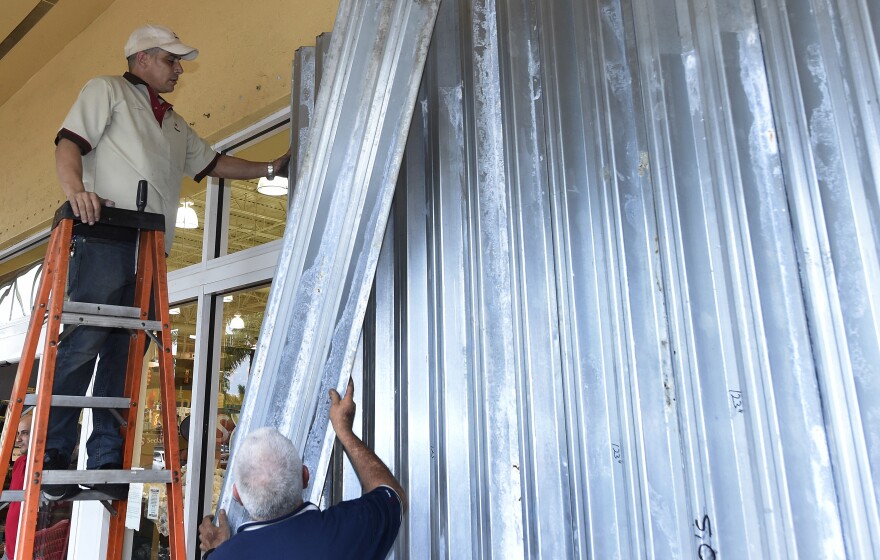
<box><xmin>232</xmin><ymin>483</ymin><xmax>242</xmax><ymax>504</ymax></box>
<box><xmin>302</xmin><ymin>465</ymin><xmax>310</xmax><ymax>489</ymax></box>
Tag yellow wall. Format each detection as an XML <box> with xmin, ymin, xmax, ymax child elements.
<box><xmin>0</xmin><ymin>0</ymin><xmax>337</xmax><ymax>254</ymax></box>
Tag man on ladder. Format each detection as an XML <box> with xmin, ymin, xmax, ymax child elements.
<box><xmin>45</xmin><ymin>23</ymin><xmax>290</xmax><ymax>496</ymax></box>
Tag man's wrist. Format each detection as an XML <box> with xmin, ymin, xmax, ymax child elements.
<box><xmin>334</xmin><ymin>426</ymin><xmax>358</xmax><ymax>445</ymax></box>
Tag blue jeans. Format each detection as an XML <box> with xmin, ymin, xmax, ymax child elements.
<box><xmin>45</xmin><ymin>236</ymin><xmax>151</xmax><ymax>469</ymax></box>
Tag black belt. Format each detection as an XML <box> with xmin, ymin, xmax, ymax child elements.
<box><xmin>73</xmin><ymin>222</ymin><xmax>139</xmax><ymax>243</ymax></box>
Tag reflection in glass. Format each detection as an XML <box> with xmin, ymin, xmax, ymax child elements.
<box><xmin>212</xmin><ymin>285</ymin><xmax>270</xmax><ymax>508</ymax></box>
<box><xmin>133</xmin><ymin>300</ymin><xmax>196</xmax><ymax>560</ymax></box>
<box><xmin>167</xmin><ymin>124</ymin><xmax>290</xmax><ymax>271</ymax></box>
<box><xmin>167</xmin><ymin>182</ymin><xmax>205</xmax><ymax>273</ymax></box>
<box><xmin>225</xmin><ymin>124</ymin><xmax>290</xmax><ymax>256</ymax></box>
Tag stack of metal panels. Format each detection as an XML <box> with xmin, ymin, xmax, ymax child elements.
<box><xmin>365</xmin><ymin>0</ymin><xmax>879</xmax><ymax>558</ymax></box>
<box><xmin>216</xmin><ymin>0</ymin><xmax>441</xmax><ymax>530</ymax></box>
<box><xmin>225</xmin><ymin>0</ymin><xmax>880</xmax><ymax>558</ymax></box>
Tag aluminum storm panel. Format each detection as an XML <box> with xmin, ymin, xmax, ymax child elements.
<box><xmin>352</xmin><ymin>0</ymin><xmax>880</xmax><ymax>558</ymax></box>
<box><xmin>755</xmin><ymin>2</ymin><xmax>880</xmax><ymax>556</ymax></box>
<box><xmin>216</xmin><ymin>0</ymin><xmax>441</xmax><ymax>530</ymax></box>
<box><xmin>289</xmin><ymin>45</ymin><xmax>315</xmax><ymax>190</ymax></box>
<box><xmin>215</xmin><ymin>0</ymin><xmax>878</xmax><ymax>556</ymax></box>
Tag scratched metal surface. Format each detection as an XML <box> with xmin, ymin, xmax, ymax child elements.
<box><xmin>343</xmin><ymin>0</ymin><xmax>880</xmax><ymax>558</ymax></box>
<box><xmin>215</xmin><ymin>0</ymin><xmax>441</xmax><ymax>531</ymax></box>
<box><xmin>220</xmin><ymin>0</ymin><xmax>878</xmax><ymax>556</ymax></box>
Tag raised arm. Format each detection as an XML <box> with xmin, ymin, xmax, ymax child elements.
<box><xmin>329</xmin><ymin>378</ymin><xmax>408</xmax><ymax>513</ymax></box>
<box><xmin>208</xmin><ymin>151</ymin><xmax>291</xmax><ymax>181</ymax></box>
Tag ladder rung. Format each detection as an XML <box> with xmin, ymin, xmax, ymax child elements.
<box><xmin>23</xmin><ymin>395</ymin><xmax>132</xmax><ymax>409</ymax></box>
<box><xmin>61</xmin><ymin>311</ymin><xmax>162</xmax><ymax>331</ymax></box>
<box><xmin>1</xmin><ymin>491</ymin><xmax>22</xmax><ymax>502</ymax></box>
<box><xmin>42</xmin><ymin>469</ymin><xmax>174</xmax><ymax>485</ymax></box>
<box><xmin>0</xmin><ymin>489</ymin><xmax>141</xmax><ymax>502</ymax></box>
<box><xmin>63</xmin><ymin>302</ymin><xmax>143</xmax><ymax>319</ymax></box>
<box><xmin>0</xmin><ymin>470</ymin><xmax>175</xmax><ymax>502</ymax></box>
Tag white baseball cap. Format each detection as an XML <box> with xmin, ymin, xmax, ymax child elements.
<box><xmin>124</xmin><ymin>24</ymin><xmax>198</xmax><ymax>60</ymax></box>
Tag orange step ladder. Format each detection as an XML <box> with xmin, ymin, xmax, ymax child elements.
<box><xmin>0</xmin><ymin>182</ymin><xmax>186</xmax><ymax>559</ymax></box>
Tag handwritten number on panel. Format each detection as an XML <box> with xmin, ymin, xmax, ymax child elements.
<box><xmin>694</xmin><ymin>514</ymin><xmax>718</xmax><ymax>559</ymax></box>
<box><xmin>729</xmin><ymin>390</ymin><xmax>744</xmax><ymax>413</ymax></box>
<box><xmin>698</xmin><ymin>544</ymin><xmax>717</xmax><ymax>560</ymax></box>
<box><xmin>694</xmin><ymin>514</ymin><xmax>712</xmax><ymax>538</ymax></box>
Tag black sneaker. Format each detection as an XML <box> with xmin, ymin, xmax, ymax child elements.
<box><xmin>43</xmin><ymin>484</ymin><xmax>81</xmax><ymax>501</ymax></box>
<box><xmin>41</xmin><ymin>449</ymin><xmax>79</xmax><ymax>501</ymax></box>
<box><xmin>42</xmin><ymin>448</ymin><xmax>70</xmax><ymax>470</ymax></box>
<box><xmin>83</xmin><ymin>462</ymin><xmax>128</xmax><ymax>501</ymax></box>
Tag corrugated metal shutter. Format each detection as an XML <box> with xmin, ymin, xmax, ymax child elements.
<box><xmin>353</xmin><ymin>0</ymin><xmax>879</xmax><ymax>557</ymax></box>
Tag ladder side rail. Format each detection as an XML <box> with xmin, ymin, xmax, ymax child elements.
<box><xmin>17</xmin><ymin>219</ymin><xmax>74</xmax><ymax>560</ymax></box>
<box><xmin>106</xmin><ymin>228</ymin><xmax>155</xmax><ymax>560</ymax></box>
<box><xmin>151</xmin><ymin>230</ymin><xmax>186</xmax><ymax>557</ymax></box>
<box><xmin>0</xmin><ymin>228</ymin><xmax>62</xmax><ymax>477</ymax></box>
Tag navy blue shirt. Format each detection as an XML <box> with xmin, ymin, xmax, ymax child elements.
<box><xmin>208</xmin><ymin>486</ymin><xmax>402</xmax><ymax>559</ymax></box>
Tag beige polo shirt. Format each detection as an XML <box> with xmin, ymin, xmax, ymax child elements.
<box><xmin>57</xmin><ymin>74</ymin><xmax>217</xmax><ymax>253</ymax></box>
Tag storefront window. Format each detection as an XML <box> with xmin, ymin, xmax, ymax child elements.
<box><xmin>167</xmin><ymin>124</ymin><xmax>290</xmax><ymax>272</ymax></box>
<box><xmin>0</xmin><ymin>261</ymin><xmax>42</xmax><ymax>325</ymax></box>
<box><xmin>132</xmin><ymin>300</ymin><xmax>196</xmax><ymax>560</ymax></box>
<box><xmin>225</xmin><ymin>126</ymin><xmax>290</xmax><ymax>256</ymax></box>
<box><xmin>167</xmin><ymin>179</ymin><xmax>205</xmax><ymax>273</ymax></box>
<box><xmin>210</xmin><ymin>285</ymin><xmax>270</xmax><ymax>508</ymax></box>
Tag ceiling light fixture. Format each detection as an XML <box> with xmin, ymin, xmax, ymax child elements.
<box><xmin>229</xmin><ymin>314</ymin><xmax>245</xmax><ymax>330</ymax></box>
<box><xmin>176</xmin><ymin>200</ymin><xmax>199</xmax><ymax>229</ymax></box>
<box><xmin>169</xmin><ymin>307</ymin><xmax>181</xmax><ymax>315</ymax></box>
<box><xmin>257</xmin><ymin>176</ymin><xmax>289</xmax><ymax>196</ymax></box>
<box><xmin>223</xmin><ymin>295</ymin><xmax>234</xmax><ymax>303</ymax></box>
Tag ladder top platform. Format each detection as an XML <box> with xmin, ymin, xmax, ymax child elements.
<box><xmin>52</xmin><ymin>202</ymin><xmax>165</xmax><ymax>232</ymax></box>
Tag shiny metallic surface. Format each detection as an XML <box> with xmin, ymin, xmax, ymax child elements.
<box><xmin>216</xmin><ymin>0</ymin><xmax>441</xmax><ymax>530</ymax></box>
<box><xmin>289</xmin><ymin>45</ymin><xmax>315</xmax><ymax>186</ymax></box>
<box><xmin>222</xmin><ymin>0</ymin><xmax>879</xmax><ymax>556</ymax></box>
<box><xmin>359</xmin><ymin>0</ymin><xmax>878</xmax><ymax>557</ymax></box>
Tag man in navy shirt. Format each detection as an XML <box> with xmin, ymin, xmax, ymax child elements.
<box><xmin>199</xmin><ymin>378</ymin><xmax>407</xmax><ymax>559</ymax></box>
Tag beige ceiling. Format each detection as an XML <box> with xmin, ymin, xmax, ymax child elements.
<box><xmin>0</xmin><ymin>0</ymin><xmax>115</xmax><ymax>106</ymax></box>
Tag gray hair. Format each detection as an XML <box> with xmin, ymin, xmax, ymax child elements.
<box><xmin>126</xmin><ymin>47</ymin><xmax>163</xmax><ymax>69</ymax></box>
<box><xmin>234</xmin><ymin>427</ymin><xmax>304</xmax><ymax>520</ymax></box>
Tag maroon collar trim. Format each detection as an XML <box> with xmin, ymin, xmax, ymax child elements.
<box><xmin>123</xmin><ymin>72</ymin><xmax>173</xmax><ymax>126</ymax></box>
